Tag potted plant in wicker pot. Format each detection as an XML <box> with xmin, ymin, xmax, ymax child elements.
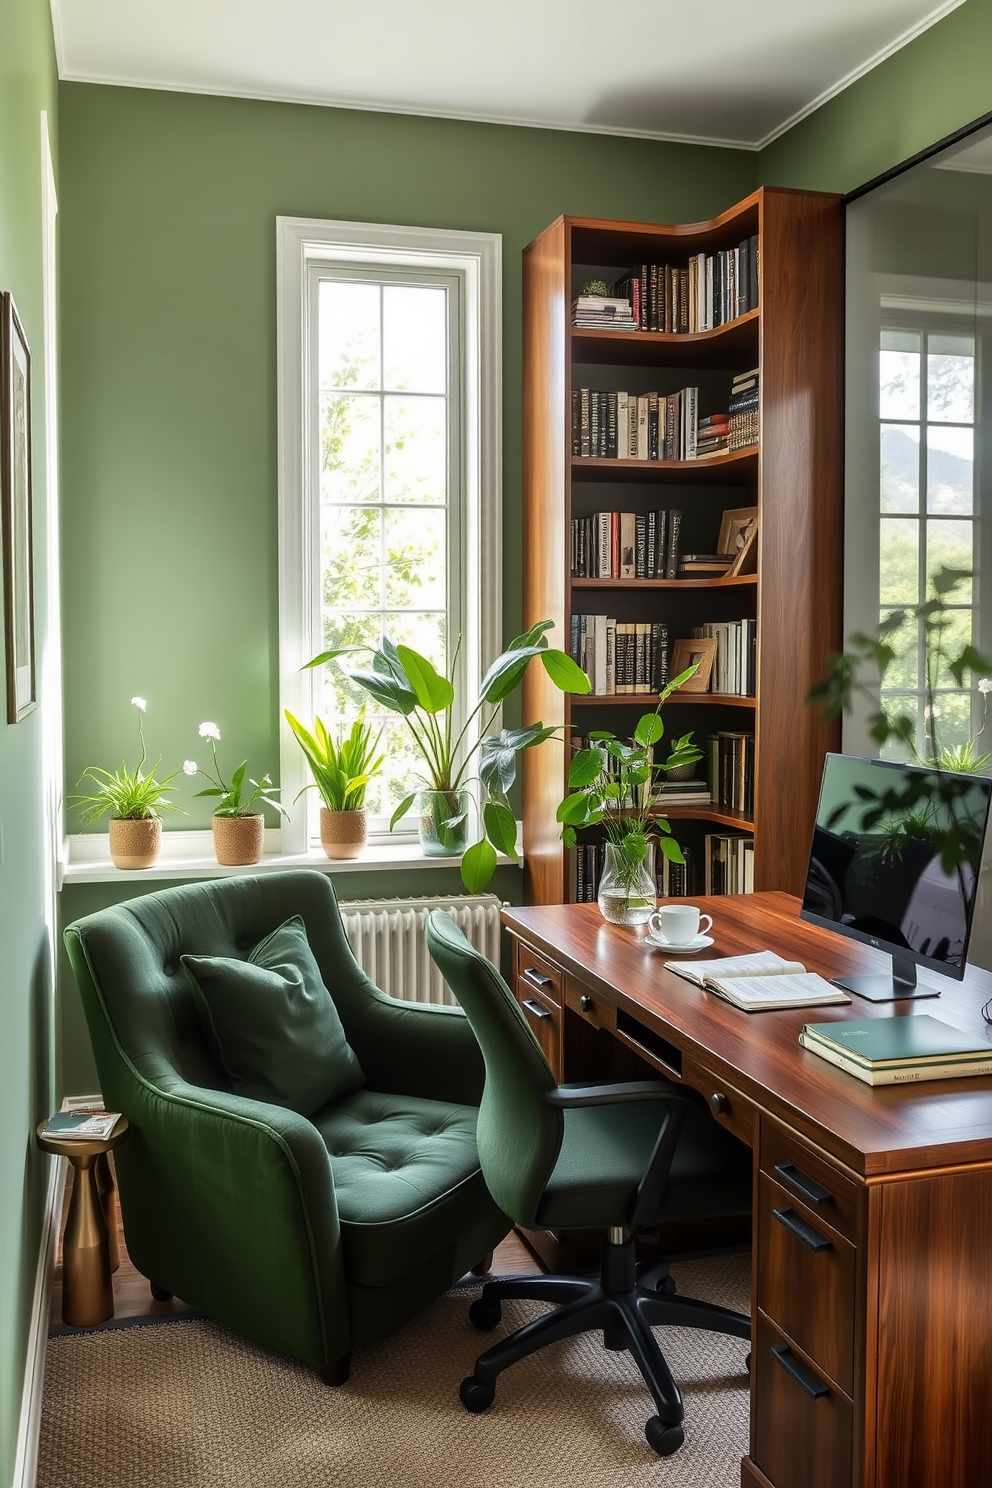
<box><xmin>306</xmin><ymin>620</ymin><xmax>589</xmax><ymax>891</ymax></box>
<box><xmin>70</xmin><ymin>696</ymin><xmax>182</xmax><ymax>868</ymax></box>
<box><xmin>183</xmin><ymin>721</ymin><xmax>287</xmax><ymax>866</ymax></box>
<box><xmin>284</xmin><ymin>706</ymin><xmax>384</xmax><ymax>860</ymax></box>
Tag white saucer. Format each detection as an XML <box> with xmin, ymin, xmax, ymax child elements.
<box><xmin>644</xmin><ymin>933</ymin><xmax>714</xmax><ymax>954</ymax></box>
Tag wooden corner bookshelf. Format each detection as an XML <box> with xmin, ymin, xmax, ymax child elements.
<box><xmin>521</xmin><ymin>189</ymin><xmax>844</xmax><ymax>906</ymax></box>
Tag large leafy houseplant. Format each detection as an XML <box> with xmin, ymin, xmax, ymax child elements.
<box><xmin>306</xmin><ymin>621</ymin><xmax>590</xmax><ymax>890</ymax></box>
<box><xmin>556</xmin><ymin>666</ymin><xmax>702</xmax><ymax>913</ymax></box>
<box><xmin>284</xmin><ymin>707</ymin><xmax>384</xmax><ymax>812</ymax></box>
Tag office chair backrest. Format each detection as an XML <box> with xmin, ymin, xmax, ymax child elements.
<box><xmin>426</xmin><ymin>911</ymin><xmax>563</xmax><ymax>1226</ymax></box>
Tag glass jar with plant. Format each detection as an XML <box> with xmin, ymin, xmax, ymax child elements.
<box><xmin>305</xmin><ymin>620</ymin><xmax>590</xmax><ymax>891</ymax></box>
<box><xmin>70</xmin><ymin>696</ymin><xmax>182</xmax><ymax>869</ymax></box>
<box><xmin>183</xmin><ymin>722</ymin><xmax>288</xmax><ymax>867</ymax></box>
<box><xmin>555</xmin><ymin>666</ymin><xmax>702</xmax><ymax>924</ymax></box>
<box><xmin>284</xmin><ymin>706</ymin><xmax>384</xmax><ymax>860</ymax></box>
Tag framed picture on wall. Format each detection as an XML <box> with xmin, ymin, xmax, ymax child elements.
<box><xmin>1</xmin><ymin>293</ymin><xmax>35</xmax><ymax>723</ymax></box>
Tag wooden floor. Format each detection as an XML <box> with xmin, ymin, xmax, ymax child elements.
<box><xmin>50</xmin><ymin>1164</ymin><xmax>540</xmax><ymax>1329</ymax></box>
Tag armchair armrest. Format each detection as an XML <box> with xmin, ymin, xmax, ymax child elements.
<box><xmin>343</xmin><ymin>990</ymin><xmax>488</xmax><ymax>1105</ymax></box>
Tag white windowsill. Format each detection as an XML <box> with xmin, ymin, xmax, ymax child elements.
<box><xmin>59</xmin><ymin>827</ymin><xmax>523</xmax><ymax>887</ymax></box>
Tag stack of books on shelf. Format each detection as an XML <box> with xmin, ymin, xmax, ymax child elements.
<box><xmin>571</xmin><ymin>388</ymin><xmax>699</xmax><ymax>461</ymax></box>
<box><xmin>692</xmin><ymin>619</ymin><xmax>756</xmax><ymax>695</ymax></box>
<box><xmin>656</xmin><ymin>843</ymin><xmax>694</xmax><ymax>898</ymax></box>
<box><xmin>707</xmin><ymin>731</ymin><xmax>755</xmax><ymax>814</ymax></box>
<box><xmin>572</xmin><ymin>843</ymin><xmax>603</xmax><ymax>903</ymax></box>
<box><xmin>610</xmin><ymin>239</ymin><xmax>758</xmax><ymax>334</ymax></box>
<box><xmin>678</xmin><ymin>552</ymin><xmax>734</xmax><ymax>577</ymax></box>
<box><xmin>799</xmin><ymin>1015</ymin><xmax>992</xmax><ymax>1087</ymax></box>
<box><xmin>704</xmin><ymin>832</ymin><xmax>754</xmax><ymax>894</ymax></box>
<box><xmin>571</xmin><ymin>509</ymin><xmax>682</xmax><ymax>580</ymax></box>
<box><xmin>654</xmin><ymin>775</ymin><xmax>712</xmax><ymax>807</ymax></box>
<box><xmin>695</xmin><ymin>413</ymin><xmax>730</xmax><ymax>459</ymax></box>
<box><xmin>570</xmin><ymin>615</ymin><xmax>670</xmax><ymax>695</ymax></box>
<box><xmin>728</xmin><ymin>368</ymin><xmax>759</xmax><ymax>451</ymax></box>
<box><xmin>570</xmin><ymin>294</ymin><xmax>637</xmax><ymax>330</ymax></box>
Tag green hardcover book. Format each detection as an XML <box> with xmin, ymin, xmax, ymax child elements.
<box><xmin>800</xmin><ymin>1015</ymin><xmax>992</xmax><ymax>1068</ymax></box>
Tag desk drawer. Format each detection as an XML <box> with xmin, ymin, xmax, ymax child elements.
<box><xmin>681</xmin><ymin>1055</ymin><xmax>755</xmax><ymax>1146</ymax></box>
<box><xmin>753</xmin><ymin>1312</ymin><xmax>853</xmax><ymax>1488</ymax></box>
<box><xmin>760</xmin><ymin>1122</ymin><xmax>859</xmax><ymax>1245</ymax></box>
<box><xmin>564</xmin><ymin>978</ymin><xmax>616</xmax><ymax>1034</ymax></box>
<box><xmin>757</xmin><ymin>1173</ymin><xmax>855</xmax><ymax>1393</ymax></box>
<box><xmin>514</xmin><ymin>980</ymin><xmax>561</xmax><ymax>1079</ymax></box>
<box><xmin>515</xmin><ymin>945</ymin><xmax>563</xmax><ymax>1008</ymax></box>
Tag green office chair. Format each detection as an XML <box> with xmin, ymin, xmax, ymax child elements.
<box><xmin>425</xmin><ymin>909</ymin><xmax>751</xmax><ymax>1457</ymax></box>
<box><xmin>63</xmin><ymin>872</ymin><xmax>510</xmax><ymax>1382</ymax></box>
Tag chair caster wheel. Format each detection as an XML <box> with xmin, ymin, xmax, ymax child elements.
<box><xmin>468</xmin><ymin>1296</ymin><xmax>502</xmax><ymax>1331</ymax></box>
<box><xmin>745</xmin><ymin>1351</ymin><xmax>751</xmax><ymax>1373</ymax></box>
<box><xmin>646</xmin><ymin>1417</ymin><xmax>684</xmax><ymax>1457</ymax></box>
<box><xmin>460</xmin><ymin>1375</ymin><xmax>496</xmax><ymax>1412</ymax></box>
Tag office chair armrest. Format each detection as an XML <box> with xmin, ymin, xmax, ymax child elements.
<box><xmin>547</xmin><ymin>1079</ymin><xmax>701</xmax><ymax>1110</ymax></box>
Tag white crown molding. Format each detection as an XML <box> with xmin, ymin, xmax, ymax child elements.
<box><xmin>755</xmin><ymin>0</ymin><xmax>967</xmax><ymax>150</ymax></box>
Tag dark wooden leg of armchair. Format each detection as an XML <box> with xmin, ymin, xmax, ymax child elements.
<box><xmin>320</xmin><ymin>1352</ymin><xmax>353</xmax><ymax>1386</ymax></box>
<box><xmin>149</xmin><ymin>1280</ymin><xmax>173</xmax><ymax>1301</ymax></box>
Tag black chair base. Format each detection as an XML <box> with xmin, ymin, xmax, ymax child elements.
<box><xmin>460</xmin><ymin>1235</ymin><xmax>750</xmax><ymax>1457</ymax></box>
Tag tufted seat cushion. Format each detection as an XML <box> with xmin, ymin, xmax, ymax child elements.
<box><xmin>311</xmin><ymin>1089</ymin><xmax>489</xmax><ymax>1287</ymax></box>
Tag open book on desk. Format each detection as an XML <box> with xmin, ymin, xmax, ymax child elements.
<box><xmin>663</xmin><ymin>950</ymin><xmax>852</xmax><ymax>1012</ymax></box>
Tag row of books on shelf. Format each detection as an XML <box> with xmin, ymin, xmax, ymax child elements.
<box><xmin>571</xmin><ymin>842</ymin><xmax>695</xmax><ymax>903</ymax></box>
<box><xmin>570</xmin><ymin>829</ymin><xmax>753</xmax><ymax>903</ymax></box>
<box><xmin>572</xmin><ymin>387</ymin><xmax>728</xmax><ymax>462</ymax></box>
<box><xmin>571</xmin><ymin>615</ymin><xmax>671</xmax><ymax>695</ymax></box>
<box><xmin>704</xmin><ymin>833</ymin><xmax>754</xmax><ymax>895</ymax></box>
<box><xmin>570</xmin><ymin>240</ymin><xmax>759</xmax><ymax>336</ymax></box>
<box><xmin>571</xmin><ymin>508</ymin><xmax>682</xmax><ymax>580</ymax></box>
<box><xmin>728</xmin><ymin>369</ymin><xmax>759</xmax><ymax>453</ymax></box>
<box><xmin>692</xmin><ymin>619</ymin><xmax>757</xmax><ymax>697</ymax></box>
<box><xmin>705</xmin><ymin>731</ymin><xmax>755</xmax><ymax>815</ymax></box>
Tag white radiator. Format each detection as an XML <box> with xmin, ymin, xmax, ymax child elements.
<box><xmin>340</xmin><ymin>894</ymin><xmax>502</xmax><ymax>1006</ymax></box>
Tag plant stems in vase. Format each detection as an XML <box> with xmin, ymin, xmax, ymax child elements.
<box><xmin>598</xmin><ymin>838</ymin><xmax>657</xmax><ymax>926</ymax></box>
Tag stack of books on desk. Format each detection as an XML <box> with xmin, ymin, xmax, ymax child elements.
<box><xmin>799</xmin><ymin>1015</ymin><xmax>992</xmax><ymax>1086</ymax></box>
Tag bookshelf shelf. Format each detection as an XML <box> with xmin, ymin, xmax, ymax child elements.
<box><xmin>522</xmin><ymin>188</ymin><xmax>844</xmax><ymax>906</ymax></box>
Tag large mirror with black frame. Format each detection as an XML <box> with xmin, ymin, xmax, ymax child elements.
<box><xmin>845</xmin><ymin>116</ymin><xmax>992</xmax><ymax>968</ymax></box>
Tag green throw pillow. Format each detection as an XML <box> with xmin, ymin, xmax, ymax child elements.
<box><xmin>182</xmin><ymin>915</ymin><xmax>364</xmax><ymax>1115</ymax></box>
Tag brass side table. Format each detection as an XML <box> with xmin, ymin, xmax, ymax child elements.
<box><xmin>37</xmin><ymin>1115</ymin><xmax>129</xmax><ymax>1326</ymax></box>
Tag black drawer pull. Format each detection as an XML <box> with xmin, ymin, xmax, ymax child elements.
<box><xmin>522</xmin><ymin>967</ymin><xmax>553</xmax><ymax>989</ymax></box>
<box><xmin>775</xmin><ymin>1161</ymin><xmax>833</xmax><ymax>1206</ymax></box>
<box><xmin>522</xmin><ymin>998</ymin><xmax>552</xmax><ymax>1021</ymax></box>
<box><xmin>772</xmin><ymin>1206</ymin><xmax>832</xmax><ymax>1253</ymax></box>
<box><xmin>771</xmin><ymin>1345</ymin><xmax>830</xmax><ymax>1400</ymax></box>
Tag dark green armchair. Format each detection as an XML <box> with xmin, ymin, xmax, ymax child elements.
<box><xmin>63</xmin><ymin>870</ymin><xmax>510</xmax><ymax>1381</ymax></box>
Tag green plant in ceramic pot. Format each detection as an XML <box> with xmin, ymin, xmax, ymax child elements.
<box><xmin>284</xmin><ymin>706</ymin><xmax>384</xmax><ymax>860</ymax></box>
<box><xmin>183</xmin><ymin>721</ymin><xmax>287</xmax><ymax>867</ymax></box>
<box><xmin>70</xmin><ymin>696</ymin><xmax>183</xmax><ymax>869</ymax></box>
<box><xmin>305</xmin><ymin>620</ymin><xmax>590</xmax><ymax>891</ymax></box>
<box><xmin>556</xmin><ymin>667</ymin><xmax>702</xmax><ymax>924</ymax></box>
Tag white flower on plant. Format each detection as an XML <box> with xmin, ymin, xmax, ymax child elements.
<box><xmin>979</xmin><ymin>678</ymin><xmax>992</xmax><ymax>696</ymax></box>
<box><xmin>182</xmin><ymin>759</ymin><xmax>198</xmax><ymax>776</ymax></box>
<box><xmin>924</xmin><ymin>704</ymin><xmax>942</xmax><ymax>722</ymax></box>
<box><xmin>131</xmin><ymin>696</ymin><xmax>147</xmax><ymax>712</ymax></box>
<box><xmin>198</xmin><ymin>722</ymin><xmax>221</xmax><ymax>740</ymax></box>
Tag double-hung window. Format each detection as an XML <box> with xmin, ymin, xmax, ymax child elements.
<box><xmin>277</xmin><ymin>219</ymin><xmax>501</xmax><ymax>855</ymax></box>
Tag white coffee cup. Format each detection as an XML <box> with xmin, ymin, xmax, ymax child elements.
<box><xmin>648</xmin><ymin>905</ymin><xmax>713</xmax><ymax>945</ymax></box>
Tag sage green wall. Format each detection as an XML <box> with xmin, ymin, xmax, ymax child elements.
<box><xmin>0</xmin><ymin>0</ymin><xmax>58</xmax><ymax>1479</ymax></box>
<box><xmin>759</xmin><ymin>0</ymin><xmax>992</xmax><ymax>193</ymax></box>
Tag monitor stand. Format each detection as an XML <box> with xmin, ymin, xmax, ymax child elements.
<box><xmin>831</xmin><ymin>953</ymin><xmax>939</xmax><ymax>1003</ymax></box>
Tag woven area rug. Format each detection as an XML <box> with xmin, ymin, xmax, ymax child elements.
<box><xmin>37</xmin><ymin>1253</ymin><xmax>750</xmax><ymax>1488</ymax></box>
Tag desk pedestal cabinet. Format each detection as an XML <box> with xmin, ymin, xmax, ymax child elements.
<box><xmin>506</xmin><ymin>895</ymin><xmax>992</xmax><ymax>1488</ymax></box>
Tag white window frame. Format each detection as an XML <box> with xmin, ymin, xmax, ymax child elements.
<box><xmin>276</xmin><ymin>217</ymin><xmax>502</xmax><ymax>855</ymax></box>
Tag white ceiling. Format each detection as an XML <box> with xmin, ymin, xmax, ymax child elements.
<box><xmin>50</xmin><ymin>0</ymin><xmax>965</xmax><ymax>151</ymax></box>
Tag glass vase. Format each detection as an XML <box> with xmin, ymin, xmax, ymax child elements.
<box><xmin>417</xmin><ymin>789</ymin><xmax>470</xmax><ymax>857</ymax></box>
<box><xmin>597</xmin><ymin>839</ymin><xmax>657</xmax><ymax>926</ymax></box>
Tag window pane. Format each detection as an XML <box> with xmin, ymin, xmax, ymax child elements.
<box><xmin>879</xmin><ymin>694</ymin><xmax>918</xmax><ymax>762</ymax></box>
<box><xmin>925</xmin><ymin>690</ymin><xmax>973</xmax><ymax>755</ymax></box>
<box><xmin>384</xmin><ymin>394</ymin><xmax>447</xmax><ymax>504</ymax></box>
<box><xmin>878</xmin><ymin>609</ymin><xmax>918</xmax><ymax>688</ymax></box>
<box><xmin>880</xmin><ymin>330</ymin><xmax>920</xmax><ymax>419</ymax></box>
<box><xmin>926</xmin><ymin>425</ymin><xmax>972</xmax><ymax>514</ymax></box>
<box><xmin>317</xmin><ymin>613</ymin><xmax>385</xmax><ymax>717</ymax></box>
<box><xmin>383</xmin><ymin>285</ymin><xmax>447</xmax><ymax>393</ymax></box>
<box><xmin>880</xmin><ymin>424</ymin><xmax>919</xmax><ymax>513</ymax></box>
<box><xmin>386</xmin><ymin>611</ymin><xmax>447</xmax><ymax>679</ymax></box>
<box><xmin>879</xmin><ymin>519</ymin><xmax>919</xmax><ymax>605</ymax></box>
<box><xmin>321</xmin><ymin>393</ymin><xmax>380</xmax><ymax>503</ymax></box>
<box><xmin>384</xmin><ymin>507</ymin><xmax>447</xmax><ymax>610</ymax></box>
<box><xmin>322</xmin><ymin>505</ymin><xmax>381</xmax><ymax>609</ymax></box>
<box><xmin>927</xmin><ymin>335</ymin><xmax>974</xmax><ymax>423</ymax></box>
<box><xmin>319</xmin><ymin>280</ymin><xmax>380</xmax><ymax>391</ymax></box>
<box><xmin>931</xmin><ymin>609</ymin><xmax>974</xmax><ymax>688</ymax></box>
<box><xmin>927</xmin><ymin>520</ymin><xmax>973</xmax><ymax>593</ymax></box>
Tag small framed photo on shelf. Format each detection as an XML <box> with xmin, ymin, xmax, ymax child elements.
<box><xmin>671</xmin><ymin>637</ymin><xmax>717</xmax><ymax>692</ymax></box>
<box><xmin>725</xmin><ymin>512</ymin><xmax>758</xmax><ymax>576</ymax></box>
<box><xmin>1</xmin><ymin>292</ymin><xmax>35</xmax><ymax>723</ymax></box>
<box><xmin>717</xmin><ymin>505</ymin><xmax>758</xmax><ymax>566</ymax></box>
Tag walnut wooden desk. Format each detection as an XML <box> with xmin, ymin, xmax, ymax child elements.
<box><xmin>502</xmin><ymin>892</ymin><xmax>992</xmax><ymax>1488</ymax></box>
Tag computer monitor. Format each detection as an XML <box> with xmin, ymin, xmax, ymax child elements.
<box><xmin>800</xmin><ymin>753</ymin><xmax>992</xmax><ymax>1002</ymax></box>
